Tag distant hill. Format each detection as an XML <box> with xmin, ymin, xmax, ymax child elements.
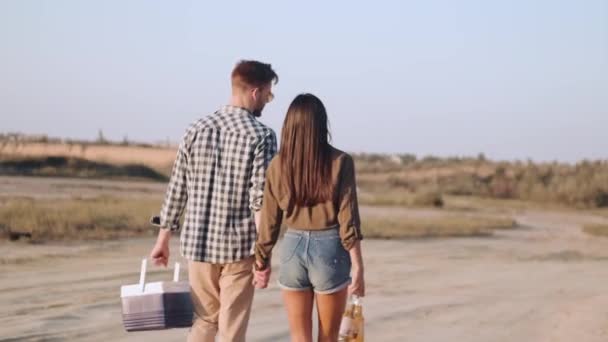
<box><xmin>0</xmin><ymin>140</ymin><xmax>176</xmax><ymax>175</ymax></box>
<box><xmin>1</xmin><ymin>136</ymin><xmax>607</xmax><ymax>208</ymax></box>
<box><xmin>0</xmin><ymin>156</ymin><xmax>168</xmax><ymax>182</ymax></box>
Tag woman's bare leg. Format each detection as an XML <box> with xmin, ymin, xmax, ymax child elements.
<box><xmin>315</xmin><ymin>287</ymin><xmax>348</xmax><ymax>342</ymax></box>
<box><xmin>282</xmin><ymin>289</ymin><xmax>314</xmax><ymax>342</ymax></box>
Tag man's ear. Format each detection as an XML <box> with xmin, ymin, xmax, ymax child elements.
<box><xmin>251</xmin><ymin>87</ymin><xmax>259</xmax><ymax>102</ymax></box>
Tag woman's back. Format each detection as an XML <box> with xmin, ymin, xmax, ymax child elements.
<box><xmin>264</xmin><ymin>146</ymin><xmax>360</xmax><ymax>233</ymax></box>
<box><xmin>253</xmin><ymin>93</ymin><xmax>365</xmax><ymax>342</ymax></box>
<box><xmin>254</xmin><ymin>94</ymin><xmax>362</xmax><ymax>270</ymax></box>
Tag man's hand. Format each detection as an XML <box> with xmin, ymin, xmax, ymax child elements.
<box><xmin>150</xmin><ymin>229</ymin><xmax>171</xmax><ymax>267</ymax></box>
<box><xmin>252</xmin><ymin>261</ymin><xmax>271</xmax><ymax>289</ymax></box>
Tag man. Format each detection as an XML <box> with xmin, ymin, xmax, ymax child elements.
<box><xmin>149</xmin><ymin>60</ymin><xmax>278</xmax><ymax>342</ymax></box>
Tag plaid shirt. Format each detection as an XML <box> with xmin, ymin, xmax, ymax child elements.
<box><xmin>155</xmin><ymin>105</ymin><xmax>277</xmax><ymax>263</ymax></box>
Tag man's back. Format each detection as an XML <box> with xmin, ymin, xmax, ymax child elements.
<box><xmin>159</xmin><ymin>105</ymin><xmax>277</xmax><ymax>263</ymax></box>
<box><xmin>149</xmin><ymin>60</ymin><xmax>279</xmax><ymax>342</ymax></box>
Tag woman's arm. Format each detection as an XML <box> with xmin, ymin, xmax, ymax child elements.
<box><xmin>254</xmin><ymin>163</ymin><xmax>283</xmax><ymax>271</ymax></box>
<box><xmin>348</xmin><ymin>240</ymin><xmax>365</xmax><ymax>297</ymax></box>
<box><xmin>337</xmin><ymin>155</ymin><xmax>365</xmax><ymax>296</ymax></box>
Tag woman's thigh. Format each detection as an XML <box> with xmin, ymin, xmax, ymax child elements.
<box><xmin>282</xmin><ymin>289</ymin><xmax>314</xmax><ymax>342</ymax></box>
<box><xmin>315</xmin><ymin>287</ymin><xmax>349</xmax><ymax>342</ymax></box>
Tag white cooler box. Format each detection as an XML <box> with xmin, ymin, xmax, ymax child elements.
<box><xmin>120</xmin><ymin>259</ymin><xmax>193</xmax><ymax>331</ymax></box>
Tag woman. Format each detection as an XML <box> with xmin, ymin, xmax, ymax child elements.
<box><xmin>254</xmin><ymin>93</ymin><xmax>365</xmax><ymax>342</ymax></box>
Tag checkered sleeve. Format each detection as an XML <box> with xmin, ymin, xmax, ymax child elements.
<box><xmin>157</xmin><ymin>138</ymin><xmax>189</xmax><ymax>232</ymax></box>
<box><xmin>249</xmin><ymin>130</ymin><xmax>277</xmax><ymax>212</ymax></box>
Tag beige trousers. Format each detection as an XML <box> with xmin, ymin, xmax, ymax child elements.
<box><xmin>187</xmin><ymin>256</ymin><xmax>255</xmax><ymax>342</ymax></box>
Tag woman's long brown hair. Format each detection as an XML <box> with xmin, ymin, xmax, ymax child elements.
<box><xmin>279</xmin><ymin>94</ymin><xmax>333</xmax><ymax>206</ymax></box>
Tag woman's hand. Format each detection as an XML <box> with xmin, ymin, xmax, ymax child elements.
<box><xmin>348</xmin><ymin>266</ymin><xmax>365</xmax><ymax>297</ymax></box>
<box><xmin>348</xmin><ymin>240</ymin><xmax>365</xmax><ymax>297</ymax></box>
<box><xmin>252</xmin><ymin>260</ymin><xmax>271</xmax><ymax>289</ymax></box>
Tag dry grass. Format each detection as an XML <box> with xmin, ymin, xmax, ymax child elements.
<box><xmin>1</xmin><ymin>142</ymin><xmax>176</xmax><ymax>175</ymax></box>
<box><xmin>0</xmin><ymin>197</ymin><xmax>161</xmax><ymax>242</ymax></box>
<box><xmin>4</xmin><ymin>142</ymin><xmax>608</xmax><ymax>209</ymax></box>
<box><xmin>356</xmin><ymin>155</ymin><xmax>608</xmax><ymax>209</ymax></box>
<box><xmin>0</xmin><ymin>156</ymin><xmax>168</xmax><ymax>181</ymax></box>
<box><xmin>362</xmin><ymin>215</ymin><xmax>517</xmax><ymax>239</ymax></box>
<box><xmin>0</xmin><ymin>193</ymin><xmax>517</xmax><ymax>243</ymax></box>
<box><xmin>582</xmin><ymin>224</ymin><xmax>608</xmax><ymax>237</ymax></box>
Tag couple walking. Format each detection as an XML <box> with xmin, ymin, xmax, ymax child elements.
<box><xmin>150</xmin><ymin>60</ymin><xmax>365</xmax><ymax>342</ymax></box>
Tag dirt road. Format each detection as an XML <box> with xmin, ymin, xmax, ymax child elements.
<box><xmin>1</xmin><ymin>176</ymin><xmax>608</xmax><ymax>341</ymax></box>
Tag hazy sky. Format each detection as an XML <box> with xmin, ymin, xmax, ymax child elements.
<box><xmin>1</xmin><ymin>0</ymin><xmax>607</xmax><ymax>161</ymax></box>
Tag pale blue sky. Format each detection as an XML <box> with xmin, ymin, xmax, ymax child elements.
<box><xmin>1</xmin><ymin>0</ymin><xmax>607</xmax><ymax>161</ymax></box>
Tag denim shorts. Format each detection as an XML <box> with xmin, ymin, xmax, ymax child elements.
<box><xmin>278</xmin><ymin>227</ymin><xmax>352</xmax><ymax>294</ymax></box>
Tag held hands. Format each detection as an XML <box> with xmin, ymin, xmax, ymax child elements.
<box><xmin>252</xmin><ymin>260</ymin><xmax>271</xmax><ymax>289</ymax></box>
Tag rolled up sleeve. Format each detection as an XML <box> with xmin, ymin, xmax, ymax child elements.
<box><xmin>155</xmin><ymin>137</ymin><xmax>189</xmax><ymax>232</ymax></box>
<box><xmin>337</xmin><ymin>155</ymin><xmax>363</xmax><ymax>250</ymax></box>
<box><xmin>254</xmin><ymin>161</ymin><xmax>283</xmax><ymax>270</ymax></box>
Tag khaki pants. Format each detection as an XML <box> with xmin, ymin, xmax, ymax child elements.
<box><xmin>187</xmin><ymin>256</ymin><xmax>255</xmax><ymax>342</ymax></box>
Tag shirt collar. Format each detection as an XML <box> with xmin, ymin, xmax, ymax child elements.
<box><xmin>219</xmin><ymin>105</ymin><xmax>254</xmax><ymax>117</ymax></box>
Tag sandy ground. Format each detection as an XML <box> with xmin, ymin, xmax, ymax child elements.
<box><xmin>2</xmin><ymin>177</ymin><xmax>608</xmax><ymax>341</ymax></box>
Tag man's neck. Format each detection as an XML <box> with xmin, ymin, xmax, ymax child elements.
<box><xmin>230</xmin><ymin>97</ymin><xmax>254</xmax><ymax>113</ymax></box>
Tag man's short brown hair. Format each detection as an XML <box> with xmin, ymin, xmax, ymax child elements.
<box><xmin>231</xmin><ymin>60</ymin><xmax>278</xmax><ymax>90</ymax></box>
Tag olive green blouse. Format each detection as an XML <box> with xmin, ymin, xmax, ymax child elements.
<box><xmin>254</xmin><ymin>147</ymin><xmax>363</xmax><ymax>269</ymax></box>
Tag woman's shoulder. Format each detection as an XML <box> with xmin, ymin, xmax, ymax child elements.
<box><xmin>329</xmin><ymin>146</ymin><xmax>354</xmax><ymax>165</ymax></box>
<box><xmin>331</xmin><ymin>146</ymin><xmax>354</xmax><ymax>170</ymax></box>
<box><xmin>268</xmin><ymin>154</ymin><xmax>281</xmax><ymax>173</ymax></box>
